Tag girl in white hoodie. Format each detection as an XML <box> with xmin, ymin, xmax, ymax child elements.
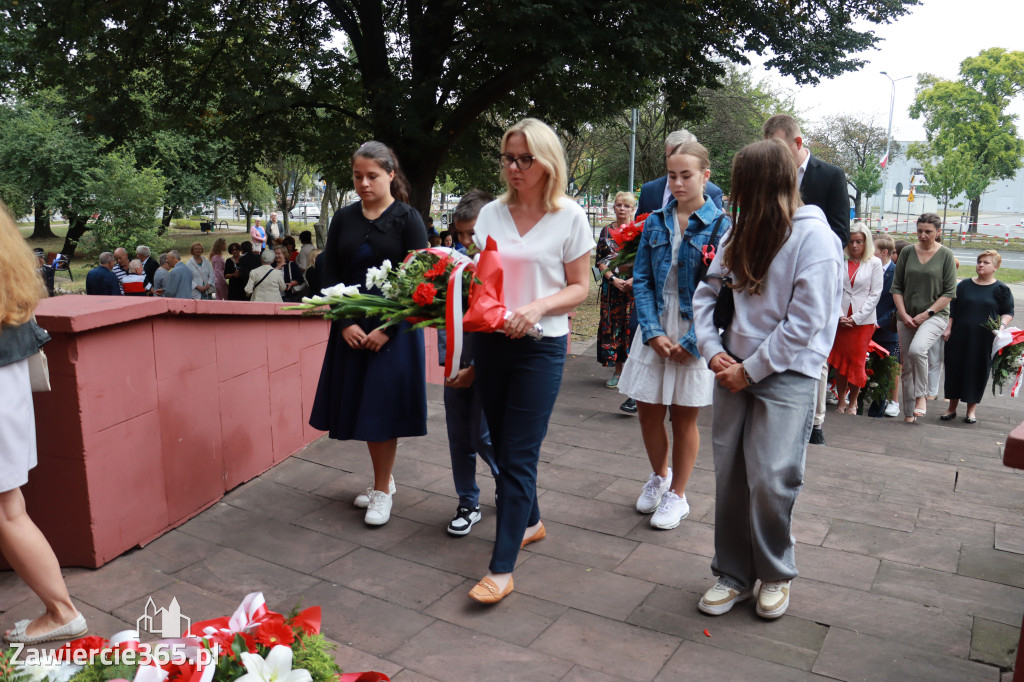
<box><xmin>692</xmin><ymin>138</ymin><xmax>843</xmax><ymax>620</ymax></box>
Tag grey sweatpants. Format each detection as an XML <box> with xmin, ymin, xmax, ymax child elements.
<box><xmin>710</xmin><ymin>371</ymin><xmax>817</xmax><ymax>592</ymax></box>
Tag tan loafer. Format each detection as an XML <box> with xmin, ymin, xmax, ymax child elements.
<box><xmin>468</xmin><ymin>576</ymin><xmax>514</xmax><ymax>604</ymax></box>
<box><xmin>521</xmin><ymin>522</ymin><xmax>546</xmax><ymax>549</ymax></box>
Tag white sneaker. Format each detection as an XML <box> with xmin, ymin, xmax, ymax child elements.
<box><xmin>354</xmin><ymin>475</ymin><xmax>396</xmax><ymax>508</ymax></box>
<box><xmin>756</xmin><ymin>580</ymin><xmax>791</xmax><ymax>619</ymax></box>
<box><xmin>650</xmin><ymin>491</ymin><xmax>689</xmax><ymax>529</ymax></box>
<box><xmin>636</xmin><ymin>470</ymin><xmax>672</xmax><ymax>514</ymax></box>
<box><xmin>698</xmin><ymin>580</ymin><xmax>752</xmax><ymax>616</ymax></box>
<box><xmin>364</xmin><ymin>490</ymin><xmax>392</xmax><ymax>526</ymax></box>
<box><xmin>884</xmin><ymin>400</ymin><xmax>900</xmax><ymax>418</ymax></box>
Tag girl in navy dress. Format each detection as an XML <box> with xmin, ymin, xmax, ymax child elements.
<box><xmin>309</xmin><ymin>142</ymin><xmax>429</xmax><ymax>527</ymax></box>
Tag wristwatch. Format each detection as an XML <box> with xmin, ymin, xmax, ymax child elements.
<box><xmin>927</xmin><ymin>309</ymin><xmax>935</xmax><ymax>317</ymax></box>
<box><xmin>742</xmin><ymin>366</ymin><xmax>755</xmax><ymax>385</ymax></box>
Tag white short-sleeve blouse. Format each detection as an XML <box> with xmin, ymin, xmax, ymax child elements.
<box><xmin>473</xmin><ymin>197</ymin><xmax>595</xmax><ymax>337</ymax></box>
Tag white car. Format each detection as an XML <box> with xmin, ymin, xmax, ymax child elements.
<box><xmin>290</xmin><ymin>203</ymin><xmax>321</xmax><ymax>220</ymax></box>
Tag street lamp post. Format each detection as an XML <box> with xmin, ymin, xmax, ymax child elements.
<box><xmin>880</xmin><ymin>71</ymin><xmax>912</xmax><ymax>232</ymax></box>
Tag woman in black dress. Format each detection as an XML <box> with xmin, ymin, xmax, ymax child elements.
<box><xmin>309</xmin><ymin>142</ymin><xmax>429</xmax><ymax>526</ymax></box>
<box><xmin>941</xmin><ymin>249</ymin><xmax>1014</xmax><ymax>423</ymax></box>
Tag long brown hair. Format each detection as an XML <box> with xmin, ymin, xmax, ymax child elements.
<box><xmin>353</xmin><ymin>141</ymin><xmax>410</xmax><ymax>204</ymax></box>
<box><xmin>0</xmin><ymin>202</ymin><xmax>44</xmax><ymax>329</ymax></box>
<box><xmin>722</xmin><ymin>138</ymin><xmax>802</xmax><ymax>295</ymax></box>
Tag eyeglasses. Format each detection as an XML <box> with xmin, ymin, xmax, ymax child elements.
<box><xmin>499</xmin><ymin>154</ymin><xmax>534</xmax><ymax>170</ymax></box>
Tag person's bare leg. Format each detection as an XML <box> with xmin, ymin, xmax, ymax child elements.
<box><xmin>847</xmin><ymin>386</ymin><xmax>861</xmax><ymax>414</ymax></box>
<box><xmin>667</xmin><ymin>406</ymin><xmax>700</xmax><ymax>494</ymax></box>
<box><xmin>637</xmin><ymin>401</ymin><xmax>670</xmax><ymax>477</ymax></box>
<box><xmin>835</xmin><ymin>374</ymin><xmax>850</xmax><ymax>413</ymax></box>
<box><xmin>0</xmin><ymin>488</ymin><xmax>79</xmax><ymax>637</ymax></box>
<box><xmin>945</xmin><ymin>398</ymin><xmax>960</xmax><ymax>417</ymax></box>
<box><xmin>367</xmin><ymin>439</ymin><xmax>397</xmax><ymax>492</ymax></box>
<box><xmin>966</xmin><ymin>402</ymin><xmax>978</xmax><ymax>420</ymax></box>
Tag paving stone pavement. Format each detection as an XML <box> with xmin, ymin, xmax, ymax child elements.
<box><xmin>4</xmin><ymin>353</ymin><xmax>1024</xmax><ymax>681</ymax></box>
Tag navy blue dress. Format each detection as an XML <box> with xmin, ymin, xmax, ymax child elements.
<box><xmin>309</xmin><ymin>201</ymin><xmax>429</xmax><ymax>441</ymax></box>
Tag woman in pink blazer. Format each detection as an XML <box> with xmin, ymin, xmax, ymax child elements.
<box><xmin>829</xmin><ymin>221</ymin><xmax>883</xmax><ymax>414</ymax></box>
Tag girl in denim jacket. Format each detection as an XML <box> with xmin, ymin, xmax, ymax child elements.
<box><xmin>618</xmin><ymin>141</ymin><xmax>727</xmax><ymax>530</ymax></box>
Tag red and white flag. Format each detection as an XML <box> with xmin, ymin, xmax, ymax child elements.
<box><xmin>878</xmin><ymin>154</ymin><xmax>888</xmax><ymax>169</ymax></box>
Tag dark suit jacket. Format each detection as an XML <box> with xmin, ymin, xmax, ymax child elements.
<box><xmin>872</xmin><ymin>260</ymin><xmax>898</xmax><ymax>345</ymax></box>
<box><xmin>142</xmin><ymin>256</ymin><xmax>159</xmax><ymax>288</ymax></box>
<box><xmin>636</xmin><ymin>176</ymin><xmax>723</xmax><ymax>215</ymax></box>
<box><xmin>801</xmin><ymin>155</ymin><xmax>850</xmax><ymax>246</ymax></box>
<box><xmin>85</xmin><ymin>267</ymin><xmax>122</xmax><ymax>296</ymax></box>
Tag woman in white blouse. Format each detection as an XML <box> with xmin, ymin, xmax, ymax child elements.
<box><xmin>467</xmin><ymin>118</ymin><xmax>594</xmax><ymax>605</ymax></box>
<box><xmin>828</xmin><ymin>221</ymin><xmax>883</xmax><ymax>414</ymax></box>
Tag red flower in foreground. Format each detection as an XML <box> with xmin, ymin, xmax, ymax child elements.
<box><xmin>56</xmin><ymin>636</ymin><xmax>108</xmax><ymax>660</ymax></box>
<box><xmin>412</xmin><ymin>282</ymin><xmax>437</xmax><ymax>306</ymax></box>
<box><xmin>255</xmin><ymin>617</ymin><xmax>295</xmax><ymax>648</ymax></box>
<box><xmin>424</xmin><ymin>256</ymin><xmax>450</xmax><ymax>279</ymax></box>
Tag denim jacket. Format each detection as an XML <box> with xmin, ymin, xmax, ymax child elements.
<box><xmin>632</xmin><ymin>196</ymin><xmax>728</xmax><ymax>358</ymax></box>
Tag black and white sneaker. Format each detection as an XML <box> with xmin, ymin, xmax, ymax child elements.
<box><xmin>447</xmin><ymin>506</ymin><xmax>482</xmax><ymax>536</ymax></box>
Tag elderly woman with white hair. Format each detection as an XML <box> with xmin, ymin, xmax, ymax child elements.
<box><xmin>244</xmin><ymin>248</ymin><xmax>287</xmax><ymax>302</ymax></box>
<box><xmin>828</xmin><ymin>221</ymin><xmax>883</xmax><ymax>414</ymax></box>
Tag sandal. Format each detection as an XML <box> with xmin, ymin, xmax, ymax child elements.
<box><xmin>964</xmin><ymin>416</ymin><xmax>977</xmax><ymax>424</ymax></box>
<box><xmin>4</xmin><ymin>613</ymin><xmax>87</xmax><ymax>644</ymax></box>
<box><xmin>939</xmin><ymin>412</ymin><xmax>957</xmax><ymax>421</ymax></box>
<box><xmin>913</xmin><ymin>409</ymin><xmax>927</xmax><ymax>417</ymax></box>
<box><xmin>605</xmin><ymin>375</ymin><xmax>620</xmax><ymax>389</ymax></box>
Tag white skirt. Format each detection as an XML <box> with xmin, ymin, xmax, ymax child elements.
<box><xmin>0</xmin><ymin>359</ymin><xmax>37</xmax><ymax>493</ymax></box>
<box><xmin>618</xmin><ymin>317</ymin><xmax>714</xmax><ymax>407</ymax></box>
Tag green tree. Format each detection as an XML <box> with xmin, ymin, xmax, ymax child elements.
<box><xmin>808</xmin><ymin>114</ymin><xmax>898</xmax><ymax>218</ymax></box>
<box><xmin>4</xmin><ymin>0</ymin><xmax>916</xmax><ymax>216</ymax></box>
<box><xmin>906</xmin><ymin>142</ymin><xmax>971</xmax><ymax>225</ymax></box>
<box><xmin>224</xmin><ymin>166</ymin><xmax>276</xmax><ymax>230</ymax></box>
<box><xmin>87</xmin><ymin>152</ymin><xmax>168</xmax><ymax>254</ymax></box>
<box><xmin>909</xmin><ymin>48</ymin><xmax>1024</xmax><ymax>232</ymax></box>
<box><xmin>0</xmin><ymin>91</ymin><xmax>106</xmax><ymax>242</ymax></box>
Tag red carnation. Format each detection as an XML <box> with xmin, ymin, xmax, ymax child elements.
<box><xmin>425</xmin><ymin>256</ymin><xmax>450</xmax><ymax>279</ymax></box>
<box><xmin>255</xmin><ymin>617</ymin><xmax>295</xmax><ymax>648</ymax></box>
<box><xmin>412</xmin><ymin>282</ymin><xmax>437</xmax><ymax>306</ymax></box>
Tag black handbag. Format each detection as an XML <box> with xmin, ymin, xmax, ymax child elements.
<box><xmin>713</xmin><ymin>277</ymin><xmax>735</xmax><ymax>330</ymax></box>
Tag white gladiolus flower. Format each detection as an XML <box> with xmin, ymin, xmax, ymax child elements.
<box><xmin>380</xmin><ymin>281</ymin><xmax>394</xmax><ymax>298</ymax></box>
<box><xmin>321</xmin><ymin>283</ymin><xmax>360</xmax><ymax>298</ymax></box>
<box><xmin>365</xmin><ymin>267</ymin><xmax>382</xmax><ymax>289</ymax></box>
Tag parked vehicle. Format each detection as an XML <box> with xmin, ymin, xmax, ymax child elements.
<box><xmin>290</xmin><ymin>202</ymin><xmax>321</xmax><ymax>220</ymax></box>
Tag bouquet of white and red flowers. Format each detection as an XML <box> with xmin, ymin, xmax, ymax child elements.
<box><xmin>1</xmin><ymin>593</ymin><xmax>389</xmax><ymax>682</ymax></box>
<box><xmin>605</xmin><ymin>213</ymin><xmax>649</xmax><ymax>270</ymax></box>
<box><xmin>988</xmin><ymin>318</ymin><xmax>1024</xmax><ymax>396</ymax></box>
<box><xmin>286</xmin><ymin>237</ymin><xmax>537</xmax><ymax>378</ymax></box>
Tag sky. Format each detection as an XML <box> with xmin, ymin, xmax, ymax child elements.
<box><xmin>746</xmin><ymin>0</ymin><xmax>1023</xmax><ymax>143</ymax></box>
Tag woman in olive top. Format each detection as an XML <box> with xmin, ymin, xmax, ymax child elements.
<box><xmin>890</xmin><ymin>213</ymin><xmax>957</xmax><ymax>423</ymax></box>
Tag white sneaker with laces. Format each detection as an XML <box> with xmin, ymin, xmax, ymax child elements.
<box><xmin>636</xmin><ymin>469</ymin><xmax>672</xmax><ymax>514</ymax></box>
<box><xmin>354</xmin><ymin>475</ymin><xmax>396</xmax><ymax>508</ymax></box>
<box><xmin>364</xmin><ymin>490</ymin><xmax>393</xmax><ymax>526</ymax></box>
<box><xmin>698</xmin><ymin>580</ymin><xmax>752</xmax><ymax>616</ymax></box>
<box><xmin>756</xmin><ymin>580</ymin><xmax>791</xmax><ymax>619</ymax></box>
<box><xmin>884</xmin><ymin>400</ymin><xmax>900</xmax><ymax>418</ymax></box>
<box><xmin>650</xmin><ymin>491</ymin><xmax>689</xmax><ymax>529</ymax></box>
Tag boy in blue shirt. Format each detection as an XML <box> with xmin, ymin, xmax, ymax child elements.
<box><xmin>440</xmin><ymin>190</ymin><xmax>499</xmax><ymax>535</ymax></box>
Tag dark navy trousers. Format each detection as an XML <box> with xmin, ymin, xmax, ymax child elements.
<box><xmin>475</xmin><ymin>333</ymin><xmax>566</xmax><ymax>573</ymax></box>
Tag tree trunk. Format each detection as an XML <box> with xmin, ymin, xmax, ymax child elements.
<box><xmin>162</xmin><ymin>206</ymin><xmax>174</xmax><ymax>228</ymax></box>
<box><xmin>968</xmin><ymin>196</ymin><xmax>981</xmax><ymax>233</ymax></box>
<box><xmin>61</xmin><ymin>215</ymin><xmax>91</xmax><ymax>257</ymax></box>
<box><xmin>30</xmin><ymin>202</ymin><xmax>57</xmax><ymax>240</ymax></box>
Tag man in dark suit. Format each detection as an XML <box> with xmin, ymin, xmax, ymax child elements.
<box><xmin>137</xmin><ymin>245</ymin><xmax>159</xmax><ymax>290</ymax></box>
<box><xmin>867</xmin><ymin>234</ymin><xmax>900</xmax><ymax>418</ymax></box>
<box><xmin>85</xmin><ymin>252</ymin><xmax>122</xmax><ymax>296</ymax></box>
<box><xmin>763</xmin><ymin>114</ymin><xmax>850</xmax><ymax>246</ymax></box>
<box><xmin>763</xmin><ymin>114</ymin><xmax>851</xmax><ymax>445</ymax></box>
<box><xmin>635</xmin><ymin>129</ymin><xmax>724</xmax><ymax>215</ymax></box>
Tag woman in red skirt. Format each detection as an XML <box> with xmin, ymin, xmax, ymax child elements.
<box><xmin>830</xmin><ymin>222</ymin><xmax>883</xmax><ymax>414</ymax></box>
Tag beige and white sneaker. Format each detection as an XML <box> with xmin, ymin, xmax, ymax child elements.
<box><xmin>698</xmin><ymin>580</ymin><xmax>752</xmax><ymax>616</ymax></box>
<box><xmin>756</xmin><ymin>580</ymin><xmax>791</xmax><ymax>619</ymax></box>
<box><xmin>354</xmin><ymin>475</ymin><xmax>396</xmax><ymax>508</ymax></box>
<box><xmin>364</xmin><ymin>490</ymin><xmax>393</xmax><ymax>526</ymax></box>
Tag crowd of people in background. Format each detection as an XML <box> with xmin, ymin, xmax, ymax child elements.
<box><xmin>81</xmin><ymin>230</ymin><xmax>321</xmax><ymax>304</ymax></box>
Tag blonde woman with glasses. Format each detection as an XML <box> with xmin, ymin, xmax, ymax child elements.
<box><xmin>467</xmin><ymin>118</ymin><xmax>594</xmax><ymax>604</ymax></box>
